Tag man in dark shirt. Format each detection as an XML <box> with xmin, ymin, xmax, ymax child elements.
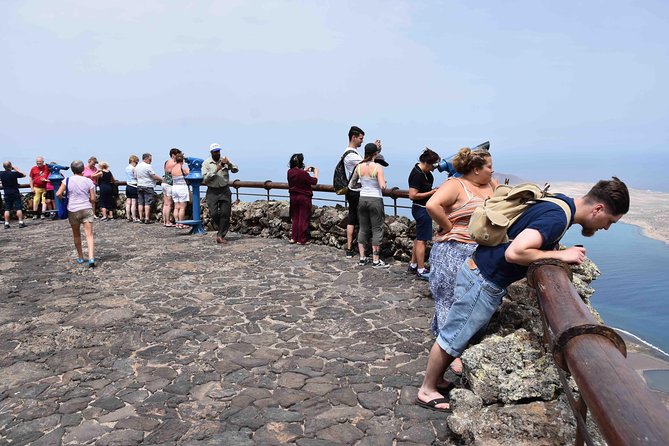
<box><xmin>0</xmin><ymin>161</ymin><xmax>27</xmax><ymax>228</ymax></box>
<box><xmin>416</xmin><ymin>177</ymin><xmax>630</xmax><ymax>412</ymax></box>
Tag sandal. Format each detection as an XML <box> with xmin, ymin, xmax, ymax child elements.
<box><xmin>88</xmin><ymin>258</ymin><xmax>96</xmax><ymax>268</ymax></box>
<box><xmin>164</xmin><ymin>223</ymin><xmax>175</xmax><ymax>227</ymax></box>
<box><xmin>415</xmin><ymin>395</ymin><xmax>451</xmax><ymax>413</ymax></box>
<box><xmin>76</xmin><ymin>258</ymin><xmax>85</xmax><ymax>264</ymax></box>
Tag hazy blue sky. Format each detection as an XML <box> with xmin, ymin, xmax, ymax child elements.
<box><xmin>2</xmin><ymin>0</ymin><xmax>668</xmax><ymax>191</ymax></box>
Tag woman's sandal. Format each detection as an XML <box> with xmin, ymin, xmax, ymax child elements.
<box><xmin>88</xmin><ymin>258</ymin><xmax>96</xmax><ymax>268</ymax></box>
<box><xmin>415</xmin><ymin>395</ymin><xmax>452</xmax><ymax>413</ymax></box>
<box><xmin>76</xmin><ymin>258</ymin><xmax>85</xmax><ymax>264</ymax></box>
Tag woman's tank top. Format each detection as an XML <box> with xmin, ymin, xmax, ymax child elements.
<box><xmin>445</xmin><ymin>178</ymin><xmax>491</xmax><ymax>244</ymax></box>
<box><xmin>357</xmin><ymin>162</ymin><xmax>382</xmax><ymax>198</ymax></box>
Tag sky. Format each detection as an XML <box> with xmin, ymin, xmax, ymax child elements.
<box><xmin>2</xmin><ymin>0</ymin><xmax>668</xmax><ymax>191</ymax></box>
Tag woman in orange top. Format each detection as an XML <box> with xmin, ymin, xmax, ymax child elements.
<box><xmin>425</xmin><ymin>146</ymin><xmax>498</xmax><ymax>375</ymax></box>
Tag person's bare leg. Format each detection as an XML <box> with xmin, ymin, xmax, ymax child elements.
<box><xmin>130</xmin><ymin>199</ymin><xmax>137</xmax><ymax>220</ymax></box>
<box><xmin>82</xmin><ymin>221</ymin><xmax>94</xmax><ymax>259</ymax></box>
<box><xmin>417</xmin><ymin>342</ymin><xmax>455</xmax><ymax>409</ymax></box>
<box><xmin>347</xmin><ymin>224</ymin><xmax>355</xmax><ymax>251</ymax></box>
<box><xmin>415</xmin><ymin>240</ymin><xmax>426</xmax><ymax>269</ymax></box>
<box><xmin>138</xmin><ymin>202</ymin><xmax>144</xmax><ymax>221</ymax></box>
<box><xmin>163</xmin><ymin>196</ymin><xmax>172</xmax><ymax>224</ymax></box>
<box><xmin>71</xmin><ymin>224</ymin><xmax>84</xmax><ymax>259</ymax></box>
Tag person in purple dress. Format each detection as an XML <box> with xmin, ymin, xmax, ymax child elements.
<box><xmin>287</xmin><ymin>153</ymin><xmax>318</xmax><ymax>245</ymax></box>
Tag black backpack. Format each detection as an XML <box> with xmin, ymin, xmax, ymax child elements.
<box><xmin>333</xmin><ymin>149</ymin><xmax>357</xmax><ymax>195</ymax></box>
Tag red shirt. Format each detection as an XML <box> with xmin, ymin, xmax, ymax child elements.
<box><xmin>287</xmin><ymin>167</ymin><xmax>317</xmax><ymax>197</ymax></box>
<box><xmin>29</xmin><ymin>165</ymin><xmax>50</xmax><ymax>188</ymax></box>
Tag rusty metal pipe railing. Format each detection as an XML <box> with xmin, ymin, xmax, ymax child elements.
<box><xmin>528</xmin><ymin>261</ymin><xmax>669</xmax><ymax>445</ymax></box>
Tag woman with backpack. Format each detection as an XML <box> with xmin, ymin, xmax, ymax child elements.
<box><xmin>425</xmin><ymin>146</ymin><xmax>498</xmax><ymax>375</ymax></box>
<box><xmin>287</xmin><ymin>153</ymin><xmax>318</xmax><ymax>244</ymax></box>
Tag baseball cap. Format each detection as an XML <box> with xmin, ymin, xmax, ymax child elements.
<box><xmin>374</xmin><ymin>154</ymin><xmax>389</xmax><ymax>167</ymax></box>
<box><xmin>210</xmin><ymin>143</ymin><xmax>221</xmax><ymax>152</ymax></box>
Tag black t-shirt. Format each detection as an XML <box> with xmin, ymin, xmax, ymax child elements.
<box><xmin>0</xmin><ymin>170</ymin><xmax>25</xmax><ymax>194</ymax></box>
<box><xmin>407</xmin><ymin>164</ymin><xmax>434</xmax><ymax>206</ymax></box>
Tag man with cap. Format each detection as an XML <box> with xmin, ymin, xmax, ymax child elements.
<box><xmin>202</xmin><ymin>143</ymin><xmax>239</xmax><ymax>244</ymax></box>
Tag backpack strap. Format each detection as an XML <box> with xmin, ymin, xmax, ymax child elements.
<box><xmin>538</xmin><ymin>197</ymin><xmax>573</xmax><ymax>244</ymax></box>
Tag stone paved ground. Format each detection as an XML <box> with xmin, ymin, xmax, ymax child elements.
<box><xmin>0</xmin><ymin>218</ymin><xmax>457</xmax><ymax>445</ymax></box>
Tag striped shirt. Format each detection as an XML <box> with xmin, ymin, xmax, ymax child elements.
<box><xmin>445</xmin><ymin>178</ymin><xmax>492</xmax><ymax>244</ymax></box>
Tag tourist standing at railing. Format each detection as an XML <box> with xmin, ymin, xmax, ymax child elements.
<box><xmin>94</xmin><ymin>161</ymin><xmax>116</xmax><ymax>220</ymax></box>
<box><xmin>202</xmin><ymin>143</ymin><xmax>238</xmax><ymax>244</ymax></box>
<box><xmin>135</xmin><ymin>153</ymin><xmax>163</xmax><ymax>224</ymax></box>
<box><xmin>171</xmin><ymin>152</ymin><xmax>190</xmax><ymax>229</ymax></box>
<box><xmin>1</xmin><ymin>161</ymin><xmax>27</xmax><ymax>229</ymax></box>
<box><xmin>125</xmin><ymin>155</ymin><xmax>140</xmax><ymax>222</ymax></box>
<box><xmin>407</xmin><ymin>148</ymin><xmax>441</xmax><ymax>280</ymax></box>
<box><xmin>83</xmin><ymin>157</ymin><xmax>99</xmax><ymax>218</ymax></box>
<box><xmin>287</xmin><ymin>153</ymin><xmax>318</xmax><ymax>245</ymax></box>
<box><xmin>57</xmin><ymin>160</ymin><xmax>97</xmax><ymax>267</ymax></box>
<box><xmin>416</xmin><ymin>177</ymin><xmax>630</xmax><ymax>412</ymax></box>
<box><xmin>342</xmin><ymin>126</ymin><xmax>365</xmax><ymax>258</ymax></box>
<box><xmin>424</xmin><ymin>147</ymin><xmax>497</xmax><ymax>376</ymax></box>
<box><xmin>161</xmin><ymin>148</ymin><xmax>180</xmax><ymax>227</ymax></box>
<box><xmin>29</xmin><ymin>156</ymin><xmax>50</xmax><ymax>220</ymax></box>
<box><xmin>350</xmin><ymin>143</ymin><xmax>390</xmax><ymax>268</ymax></box>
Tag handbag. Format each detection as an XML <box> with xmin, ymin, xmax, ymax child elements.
<box><xmin>58</xmin><ymin>178</ymin><xmax>69</xmax><ymax>219</ymax></box>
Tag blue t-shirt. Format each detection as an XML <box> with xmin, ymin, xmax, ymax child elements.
<box><xmin>473</xmin><ymin>194</ymin><xmax>575</xmax><ymax>288</ymax></box>
<box><xmin>0</xmin><ymin>170</ymin><xmax>25</xmax><ymax>196</ymax></box>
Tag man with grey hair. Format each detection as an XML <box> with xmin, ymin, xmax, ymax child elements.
<box><xmin>0</xmin><ymin>161</ymin><xmax>27</xmax><ymax>229</ymax></box>
<box><xmin>135</xmin><ymin>153</ymin><xmax>163</xmax><ymax>224</ymax></box>
<box><xmin>29</xmin><ymin>156</ymin><xmax>50</xmax><ymax>219</ymax></box>
<box><xmin>202</xmin><ymin>143</ymin><xmax>238</xmax><ymax>244</ymax></box>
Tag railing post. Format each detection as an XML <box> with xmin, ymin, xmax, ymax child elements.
<box><xmin>263</xmin><ymin>180</ymin><xmax>272</xmax><ymax>201</ymax></box>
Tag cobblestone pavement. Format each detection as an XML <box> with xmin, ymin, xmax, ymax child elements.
<box><xmin>0</xmin><ymin>219</ymin><xmax>456</xmax><ymax>445</ymax></box>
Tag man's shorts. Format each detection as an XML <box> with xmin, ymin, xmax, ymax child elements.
<box><xmin>172</xmin><ymin>184</ymin><xmax>190</xmax><ymax>203</ymax></box>
<box><xmin>412</xmin><ymin>204</ymin><xmax>433</xmax><ymax>241</ymax></box>
<box><xmin>33</xmin><ymin>187</ymin><xmax>47</xmax><ymax>205</ymax></box>
<box><xmin>137</xmin><ymin>186</ymin><xmax>156</xmax><ymax>206</ymax></box>
<box><xmin>345</xmin><ymin>190</ymin><xmax>360</xmax><ymax>226</ymax></box>
<box><xmin>161</xmin><ymin>183</ymin><xmax>173</xmax><ymax>198</ymax></box>
<box><xmin>3</xmin><ymin>193</ymin><xmax>23</xmax><ymax>212</ymax></box>
<box><xmin>125</xmin><ymin>185</ymin><xmax>138</xmax><ymax>200</ymax></box>
<box><xmin>68</xmin><ymin>208</ymin><xmax>95</xmax><ymax>226</ymax></box>
<box><xmin>436</xmin><ymin>258</ymin><xmax>507</xmax><ymax>357</ymax></box>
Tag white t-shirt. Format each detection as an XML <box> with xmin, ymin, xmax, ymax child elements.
<box><xmin>343</xmin><ymin>147</ymin><xmax>362</xmax><ymax>180</ymax></box>
<box><xmin>135</xmin><ymin>162</ymin><xmax>156</xmax><ymax>187</ymax></box>
<box><xmin>66</xmin><ymin>175</ymin><xmax>95</xmax><ymax>212</ymax></box>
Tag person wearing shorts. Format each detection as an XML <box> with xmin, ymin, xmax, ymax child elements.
<box><xmin>29</xmin><ymin>156</ymin><xmax>50</xmax><ymax>220</ymax></box>
<box><xmin>57</xmin><ymin>160</ymin><xmax>97</xmax><ymax>267</ymax></box>
<box><xmin>170</xmin><ymin>153</ymin><xmax>190</xmax><ymax>229</ymax></box>
<box><xmin>161</xmin><ymin>148</ymin><xmax>180</xmax><ymax>227</ymax></box>
<box><xmin>342</xmin><ymin>126</ymin><xmax>364</xmax><ymax>258</ymax></box>
<box><xmin>0</xmin><ymin>161</ymin><xmax>27</xmax><ymax>229</ymax></box>
<box><xmin>416</xmin><ymin>177</ymin><xmax>630</xmax><ymax>412</ymax></box>
<box><xmin>125</xmin><ymin>155</ymin><xmax>139</xmax><ymax>222</ymax></box>
<box><xmin>407</xmin><ymin>148</ymin><xmax>440</xmax><ymax>280</ymax></box>
<box><xmin>134</xmin><ymin>153</ymin><xmax>162</xmax><ymax>224</ymax></box>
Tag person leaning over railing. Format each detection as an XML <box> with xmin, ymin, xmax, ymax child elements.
<box><xmin>416</xmin><ymin>177</ymin><xmax>630</xmax><ymax>413</ymax></box>
<box><xmin>202</xmin><ymin>143</ymin><xmax>238</xmax><ymax>245</ymax></box>
<box><xmin>424</xmin><ymin>146</ymin><xmax>498</xmax><ymax>376</ymax></box>
<box><xmin>287</xmin><ymin>153</ymin><xmax>318</xmax><ymax>245</ymax></box>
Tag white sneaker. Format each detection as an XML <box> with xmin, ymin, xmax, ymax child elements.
<box><xmin>372</xmin><ymin>260</ymin><xmax>390</xmax><ymax>269</ymax></box>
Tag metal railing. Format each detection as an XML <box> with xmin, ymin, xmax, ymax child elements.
<box><xmin>527</xmin><ymin>260</ymin><xmax>669</xmax><ymax>445</ymax></box>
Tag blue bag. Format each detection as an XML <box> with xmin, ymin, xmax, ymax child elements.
<box><xmin>58</xmin><ymin>178</ymin><xmax>69</xmax><ymax>219</ymax></box>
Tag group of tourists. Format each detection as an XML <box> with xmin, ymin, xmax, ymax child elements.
<box><xmin>2</xmin><ymin>131</ymin><xmax>631</xmax><ymax>416</ymax></box>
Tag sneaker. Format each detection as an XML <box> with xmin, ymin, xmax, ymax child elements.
<box><xmin>372</xmin><ymin>260</ymin><xmax>390</xmax><ymax>269</ymax></box>
<box><xmin>18</xmin><ymin>222</ymin><xmax>26</xmax><ymax>228</ymax></box>
<box><xmin>407</xmin><ymin>265</ymin><xmax>418</xmax><ymax>275</ymax></box>
<box><xmin>345</xmin><ymin>249</ymin><xmax>355</xmax><ymax>258</ymax></box>
<box><xmin>4</xmin><ymin>224</ymin><xmax>9</xmax><ymax>229</ymax></box>
<box><xmin>416</xmin><ymin>270</ymin><xmax>431</xmax><ymax>281</ymax></box>
<box><xmin>88</xmin><ymin>258</ymin><xmax>96</xmax><ymax>268</ymax></box>
<box><xmin>40</xmin><ymin>215</ymin><xmax>45</xmax><ymax>220</ymax></box>
<box><xmin>358</xmin><ymin>257</ymin><xmax>370</xmax><ymax>266</ymax></box>
<box><xmin>32</xmin><ymin>215</ymin><xmax>38</xmax><ymax>220</ymax></box>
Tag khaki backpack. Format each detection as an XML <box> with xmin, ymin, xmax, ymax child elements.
<box><xmin>468</xmin><ymin>183</ymin><xmax>572</xmax><ymax>246</ymax></box>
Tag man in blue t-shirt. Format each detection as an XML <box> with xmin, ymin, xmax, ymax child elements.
<box><xmin>0</xmin><ymin>161</ymin><xmax>27</xmax><ymax>229</ymax></box>
<box><xmin>416</xmin><ymin>177</ymin><xmax>630</xmax><ymax>412</ymax></box>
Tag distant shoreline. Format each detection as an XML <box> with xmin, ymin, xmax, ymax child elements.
<box><xmin>550</xmin><ymin>182</ymin><xmax>669</xmax><ymax>246</ymax></box>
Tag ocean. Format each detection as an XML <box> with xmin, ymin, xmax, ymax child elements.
<box><xmin>562</xmin><ymin>223</ymin><xmax>669</xmax><ymax>357</ymax></box>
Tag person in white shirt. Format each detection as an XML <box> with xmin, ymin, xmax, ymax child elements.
<box><xmin>134</xmin><ymin>153</ymin><xmax>163</xmax><ymax>224</ymax></box>
<box><xmin>342</xmin><ymin>126</ymin><xmax>364</xmax><ymax>258</ymax></box>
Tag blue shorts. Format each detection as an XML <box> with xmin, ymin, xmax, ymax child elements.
<box><xmin>412</xmin><ymin>204</ymin><xmax>433</xmax><ymax>241</ymax></box>
<box><xmin>3</xmin><ymin>193</ymin><xmax>23</xmax><ymax>212</ymax></box>
<box><xmin>436</xmin><ymin>259</ymin><xmax>506</xmax><ymax>357</ymax></box>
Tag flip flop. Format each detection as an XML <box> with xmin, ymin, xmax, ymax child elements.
<box><xmin>415</xmin><ymin>396</ymin><xmax>452</xmax><ymax>413</ymax></box>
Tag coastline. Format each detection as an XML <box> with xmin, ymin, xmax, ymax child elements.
<box><xmin>617</xmin><ymin>330</ymin><xmax>669</xmax><ymax>408</ymax></box>
<box><xmin>550</xmin><ymin>182</ymin><xmax>669</xmax><ymax>246</ymax></box>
